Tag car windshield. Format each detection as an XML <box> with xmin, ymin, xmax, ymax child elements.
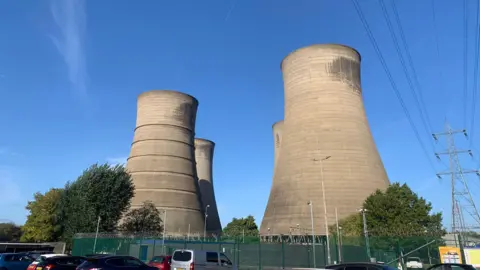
<box><xmin>173</xmin><ymin>251</ymin><xmax>192</xmax><ymax>262</ymax></box>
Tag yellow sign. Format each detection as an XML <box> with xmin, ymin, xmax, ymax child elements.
<box><xmin>464</xmin><ymin>249</ymin><xmax>480</xmax><ymax>267</ymax></box>
<box><xmin>438</xmin><ymin>246</ymin><xmax>462</xmax><ymax>264</ymax></box>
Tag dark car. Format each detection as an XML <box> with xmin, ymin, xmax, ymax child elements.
<box><xmin>77</xmin><ymin>255</ymin><xmax>157</xmax><ymax>270</ymax></box>
<box><xmin>147</xmin><ymin>256</ymin><xmax>171</xmax><ymax>270</ymax></box>
<box><xmin>34</xmin><ymin>256</ymin><xmax>85</xmax><ymax>270</ymax></box>
<box><xmin>325</xmin><ymin>262</ymin><xmax>399</xmax><ymax>270</ymax></box>
<box><xmin>427</xmin><ymin>263</ymin><xmax>477</xmax><ymax>270</ymax></box>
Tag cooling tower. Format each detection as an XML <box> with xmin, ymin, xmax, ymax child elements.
<box><xmin>127</xmin><ymin>90</ymin><xmax>205</xmax><ymax>235</ymax></box>
<box><xmin>194</xmin><ymin>138</ymin><xmax>222</xmax><ymax>235</ymax></box>
<box><xmin>260</xmin><ymin>44</ymin><xmax>390</xmax><ymax>236</ymax></box>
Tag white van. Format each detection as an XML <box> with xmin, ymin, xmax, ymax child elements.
<box><xmin>170</xmin><ymin>249</ymin><xmax>236</xmax><ymax>270</ymax></box>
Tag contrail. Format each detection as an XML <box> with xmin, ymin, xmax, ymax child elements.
<box><xmin>224</xmin><ymin>0</ymin><xmax>237</xmax><ymax>22</ymax></box>
<box><xmin>50</xmin><ymin>0</ymin><xmax>88</xmax><ymax>97</ymax></box>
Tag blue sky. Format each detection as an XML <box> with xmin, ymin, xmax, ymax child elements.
<box><xmin>0</xmin><ymin>0</ymin><xmax>478</xmax><ymax>230</ymax></box>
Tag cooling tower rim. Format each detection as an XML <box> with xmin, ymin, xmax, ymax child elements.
<box><xmin>138</xmin><ymin>90</ymin><xmax>199</xmax><ymax>105</ymax></box>
<box><xmin>195</xmin><ymin>137</ymin><xmax>215</xmax><ymax>146</ymax></box>
<box><xmin>272</xmin><ymin>120</ymin><xmax>284</xmax><ymax>129</ymax></box>
<box><xmin>280</xmin><ymin>43</ymin><xmax>361</xmax><ymax>71</ymax></box>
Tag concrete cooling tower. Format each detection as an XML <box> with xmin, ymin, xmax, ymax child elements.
<box><xmin>260</xmin><ymin>44</ymin><xmax>390</xmax><ymax>236</ymax></box>
<box><xmin>262</xmin><ymin>120</ymin><xmax>284</xmax><ymax>228</ymax></box>
<box><xmin>194</xmin><ymin>138</ymin><xmax>222</xmax><ymax>235</ymax></box>
<box><xmin>126</xmin><ymin>90</ymin><xmax>205</xmax><ymax>235</ymax></box>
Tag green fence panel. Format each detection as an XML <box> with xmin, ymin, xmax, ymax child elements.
<box><xmin>71</xmin><ymin>235</ymin><xmax>445</xmax><ymax>268</ymax></box>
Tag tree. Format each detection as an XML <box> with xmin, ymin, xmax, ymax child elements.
<box><xmin>21</xmin><ymin>188</ymin><xmax>63</xmax><ymax>242</ymax></box>
<box><xmin>0</xmin><ymin>223</ymin><xmax>22</xmax><ymax>242</ymax></box>
<box><xmin>119</xmin><ymin>201</ymin><xmax>163</xmax><ymax>234</ymax></box>
<box><xmin>330</xmin><ymin>183</ymin><xmax>445</xmax><ymax>258</ymax></box>
<box><xmin>223</xmin><ymin>215</ymin><xmax>259</xmax><ymax>237</ymax></box>
<box><xmin>59</xmin><ymin>164</ymin><xmax>135</xmax><ymax>242</ymax></box>
<box><xmin>363</xmin><ymin>183</ymin><xmax>445</xmax><ymax>237</ymax></box>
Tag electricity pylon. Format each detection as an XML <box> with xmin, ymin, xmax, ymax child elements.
<box><xmin>433</xmin><ymin>123</ymin><xmax>480</xmax><ymax>239</ymax></box>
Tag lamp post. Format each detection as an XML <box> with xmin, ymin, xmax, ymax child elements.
<box><xmin>204</xmin><ymin>205</ymin><xmax>210</xmax><ymax>241</ymax></box>
<box><xmin>162</xmin><ymin>209</ymin><xmax>167</xmax><ymax>255</ymax></box>
<box><xmin>339</xmin><ymin>226</ymin><xmax>343</xmax><ymax>262</ymax></box>
<box><xmin>307</xmin><ymin>200</ymin><xmax>316</xmax><ymax>269</ymax></box>
<box><xmin>358</xmin><ymin>208</ymin><xmax>371</xmax><ymax>260</ymax></box>
<box><xmin>313</xmin><ymin>155</ymin><xmax>332</xmax><ymax>265</ymax></box>
<box><xmin>335</xmin><ymin>208</ymin><xmax>342</xmax><ymax>262</ymax></box>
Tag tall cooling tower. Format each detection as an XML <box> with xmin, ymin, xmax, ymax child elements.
<box><xmin>194</xmin><ymin>138</ymin><xmax>222</xmax><ymax>234</ymax></box>
<box><xmin>127</xmin><ymin>90</ymin><xmax>205</xmax><ymax>235</ymax></box>
<box><xmin>260</xmin><ymin>44</ymin><xmax>390</xmax><ymax>236</ymax></box>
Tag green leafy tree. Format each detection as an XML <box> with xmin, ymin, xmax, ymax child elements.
<box><xmin>21</xmin><ymin>188</ymin><xmax>63</xmax><ymax>242</ymax></box>
<box><xmin>0</xmin><ymin>223</ymin><xmax>22</xmax><ymax>242</ymax></box>
<box><xmin>119</xmin><ymin>201</ymin><xmax>163</xmax><ymax>234</ymax></box>
<box><xmin>223</xmin><ymin>215</ymin><xmax>259</xmax><ymax>237</ymax></box>
<box><xmin>331</xmin><ymin>183</ymin><xmax>445</xmax><ymax>260</ymax></box>
<box><xmin>59</xmin><ymin>164</ymin><xmax>135</xmax><ymax>243</ymax></box>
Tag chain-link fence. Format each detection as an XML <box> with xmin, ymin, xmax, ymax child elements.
<box><xmin>71</xmin><ymin>234</ymin><xmax>445</xmax><ymax>269</ymax></box>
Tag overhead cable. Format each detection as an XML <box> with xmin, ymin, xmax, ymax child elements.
<box><xmin>351</xmin><ymin>0</ymin><xmax>437</xmax><ymax>172</ymax></box>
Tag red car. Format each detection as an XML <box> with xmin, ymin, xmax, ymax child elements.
<box><xmin>148</xmin><ymin>255</ymin><xmax>171</xmax><ymax>270</ymax></box>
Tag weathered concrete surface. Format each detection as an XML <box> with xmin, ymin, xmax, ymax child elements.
<box><xmin>195</xmin><ymin>138</ymin><xmax>222</xmax><ymax>235</ymax></box>
<box><xmin>127</xmin><ymin>90</ymin><xmax>205</xmax><ymax>235</ymax></box>
<box><xmin>260</xmin><ymin>44</ymin><xmax>390</xmax><ymax>236</ymax></box>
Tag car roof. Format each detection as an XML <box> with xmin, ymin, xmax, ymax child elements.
<box><xmin>327</xmin><ymin>263</ymin><xmax>386</xmax><ymax>267</ymax></box>
<box><xmin>40</xmin><ymin>254</ymin><xmax>68</xmax><ymax>258</ymax></box>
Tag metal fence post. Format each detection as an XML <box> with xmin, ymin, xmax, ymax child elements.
<box><xmin>237</xmin><ymin>241</ymin><xmax>241</xmax><ymax>270</ymax></box>
<box><xmin>307</xmin><ymin>246</ymin><xmax>311</xmax><ymax>268</ymax></box>
<box><xmin>152</xmin><ymin>239</ymin><xmax>156</xmax><ymax>257</ymax></box>
<box><xmin>281</xmin><ymin>236</ymin><xmax>285</xmax><ymax>269</ymax></box>
<box><xmin>258</xmin><ymin>239</ymin><xmax>262</xmax><ymax>270</ymax></box>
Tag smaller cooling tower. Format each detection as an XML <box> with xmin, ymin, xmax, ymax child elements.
<box><xmin>262</xmin><ymin>120</ymin><xmax>284</xmax><ymax>229</ymax></box>
<box><xmin>195</xmin><ymin>138</ymin><xmax>222</xmax><ymax>235</ymax></box>
<box><xmin>127</xmin><ymin>90</ymin><xmax>205</xmax><ymax>235</ymax></box>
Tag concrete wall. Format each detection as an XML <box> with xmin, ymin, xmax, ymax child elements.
<box><xmin>195</xmin><ymin>138</ymin><xmax>222</xmax><ymax>234</ymax></box>
<box><xmin>260</xmin><ymin>44</ymin><xmax>390</xmax><ymax>236</ymax></box>
<box><xmin>127</xmin><ymin>90</ymin><xmax>205</xmax><ymax>235</ymax></box>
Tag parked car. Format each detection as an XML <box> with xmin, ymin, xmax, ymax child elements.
<box><xmin>76</xmin><ymin>255</ymin><xmax>157</xmax><ymax>270</ymax></box>
<box><xmin>170</xmin><ymin>249</ymin><xmax>236</xmax><ymax>270</ymax></box>
<box><xmin>325</xmin><ymin>262</ymin><xmax>399</xmax><ymax>270</ymax></box>
<box><xmin>0</xmin><ymin>253</ymin><xmax>34</xmax><ymax>270</ymax></box>
<box><xmin>26</xmin><ymin>254</ymin><xmax>67</xmax><ymax>270</ymax></box>
<box><xmin>406</xmin><ymin>257</ymin><xmax>423</xmax><ymax>269</ymax></box>
<box><xmin>33</xmin><ymin>256</ymin><xmax>85</xmax><ymax>270</ymax></box>
<box><xmin>148</xmin><ymin>256</ymin><xmax>171</xmax><ymax>270</ymax></box>
<box><xmin>427</xmin><ymin>263</ymin><xmax>477</xmax><ymax>270</ymax></box>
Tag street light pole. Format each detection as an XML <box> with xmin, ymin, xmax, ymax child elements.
<box><xmin>162</xmin><ymin>210</ymin><xmax>167</xmax><ymax>255</ymax></box>
<box><xmin>359</xmin><ymin>208</ymin><xmax>371</xmax><ymax>260</ymax></box>
<box><xmin>314</xmin><ymin>155</ymin><xmax>332</xmax><ymax>265</ymax></box>
<box><xmin>204</xmin><ymin>205</ymin><xmax>210</xmax><ymax>241</ymax></box>
<box><xmin>308</xmin><ymin>201</ymin><xmax>316</xmax><ymax>269</ymax></box>
<box><xmin>93</xmin><ymin>216</ymin><xmax>101</xmax><ymax>253</ymax></box>
<box><xmin>335</xmin><ymin>207</ymin><xmax>342</xmax><ymax>262</ymax></box>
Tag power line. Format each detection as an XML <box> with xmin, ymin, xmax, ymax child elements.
<box><xmin>463</xmin><ymin>0</ymin><xmax>469</xmax><ymax>128</ymax></box>
<box><xmin>470</xmin><ymin>0</ymin><xmax>480</xmax><ymax>148</ymax></box>
<box><xmin>351</xmin><ymin>0</ymin><xmax>437</xmax><ymax>173</ymax></box>
<box><xmin>380</xmin><ymin>0</ymin><xmax>434</xmax><ymax>147</ymax></box>
<box><xmin>430</xmin><ymin>0</ymin><xmax>447</xmax><ymax>121</ymax></box>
